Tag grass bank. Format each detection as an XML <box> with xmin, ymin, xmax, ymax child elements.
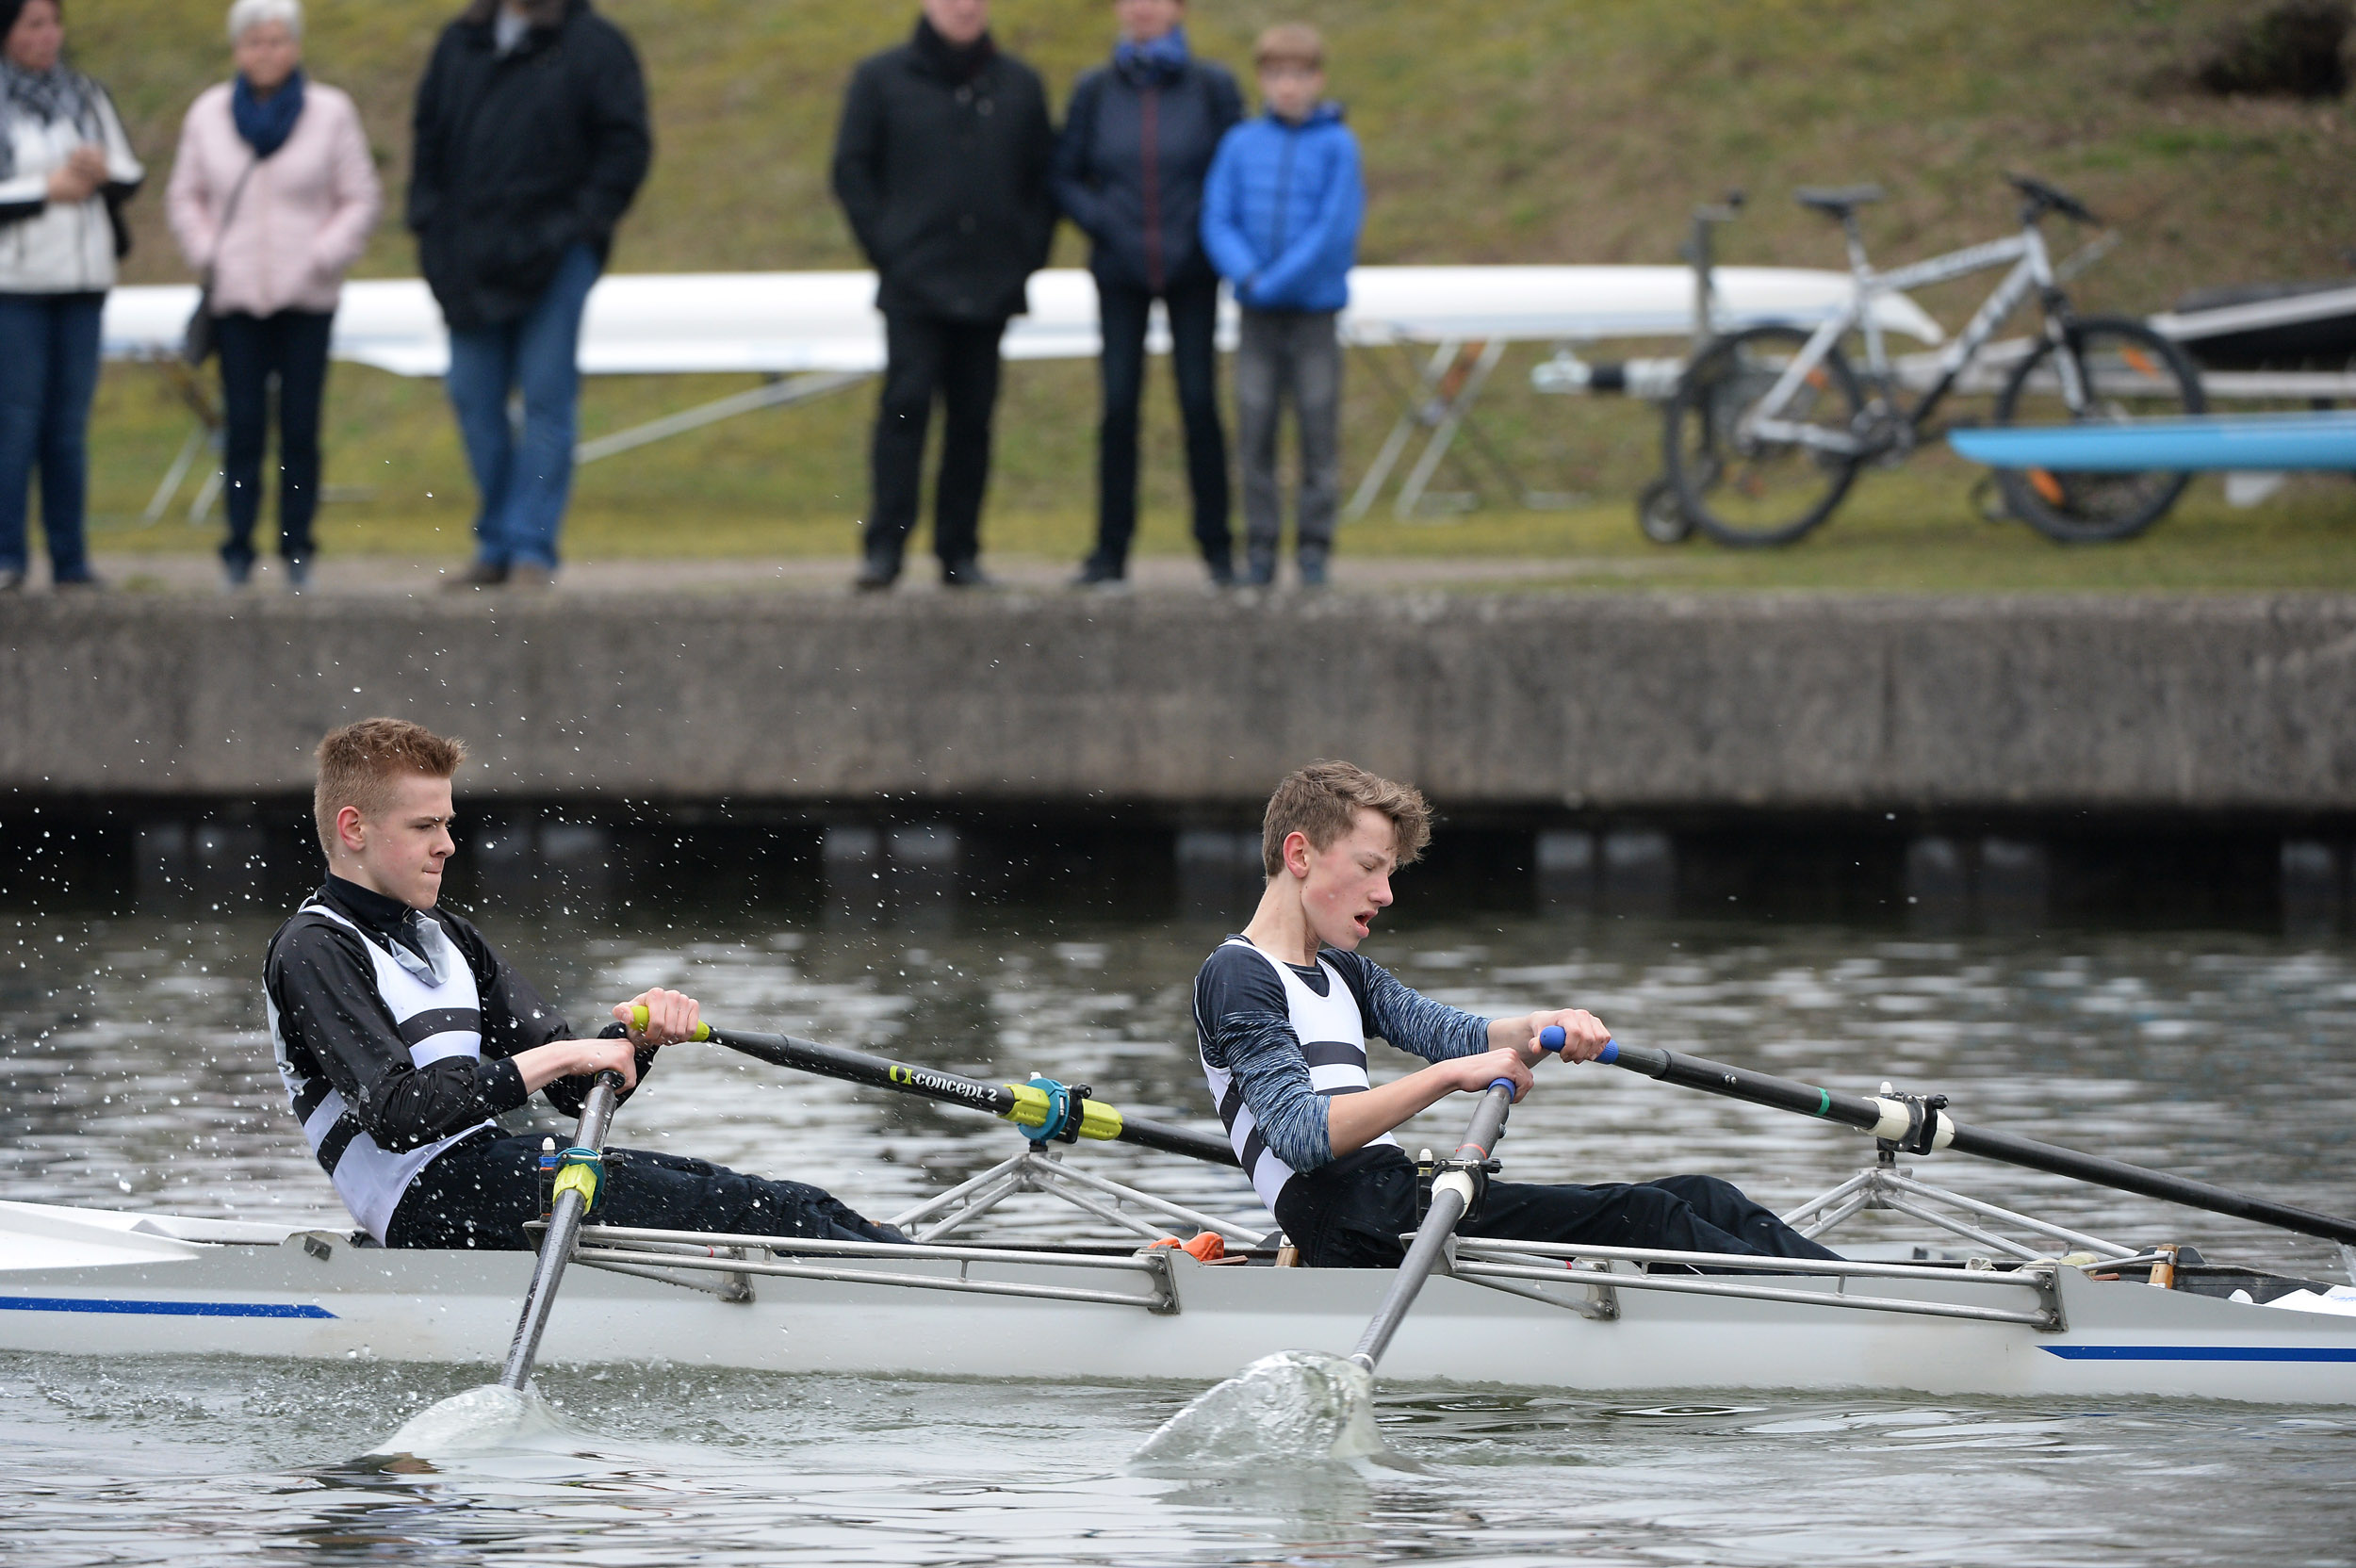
<box><xmin>60</xmin><ymin>0</ymin><xmax>2356</xmax><ymax>589</ymax></box>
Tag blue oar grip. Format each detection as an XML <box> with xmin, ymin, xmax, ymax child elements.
<box><xmin>1538</xmin><ymin>1024</ymin><xmax>1619</xmax><ymax>1064</ymax></box>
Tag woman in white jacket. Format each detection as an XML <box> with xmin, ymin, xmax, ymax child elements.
<box><xmin>168</xmin><ymin>0</ymin><xmax>377</xmax><ymax>590</ymax></box>
<box><xmin>0</xmin><ymin>0</ymin><xmax>140</xmax><ymax>592</ymax></box>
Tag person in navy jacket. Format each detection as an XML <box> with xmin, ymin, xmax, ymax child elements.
<box><xmin>1054</xmin><ymin>0</ymin><xmax>1241</xmax><ymax>589</ymax></box>
<box><xmin>1200</xmin><ymin>24</ymin><xmax>1363</xmax><ymax>588</ymax></box>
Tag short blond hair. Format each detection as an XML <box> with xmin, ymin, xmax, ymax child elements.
<box><xmin>1254</xmin><ymin>23</ymin><xmax>1324</xmax><ymax>71</ymax></box>
<box><xmin>314</xmin><ymin>718</ymin><xmax>466</xmax><ymax>855</ymax></box>
<box><xmin>1261</xmin><ymin>760</ymin><xmax>1431</xmax><ymax>877</ymax></box>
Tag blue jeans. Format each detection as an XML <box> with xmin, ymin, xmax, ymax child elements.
<box><xmin>0</xmin><ymin>291</ymin><xmax>104</xmax><ymax>581</ymax></box>
<box><xmin>444</xmin><ymin>243</ymin><xmax>599</xmax><ymax>570</ymax></box>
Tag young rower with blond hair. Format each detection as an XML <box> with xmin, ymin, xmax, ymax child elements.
<box><xmin>263</xmin><ymin>718</ymin><xmax>903</xmax><ymax>1250</ymax></box>
<box><xmin>1194</xmin><ymin>760</ymin><xmax>1844</xmax><ymax>1268</ymax></box>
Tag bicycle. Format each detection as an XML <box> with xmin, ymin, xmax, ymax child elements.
<box><xmin>1664</xmin><ymin>174</ymin><xmax>2206</xmax><ymax>547</ymax></box>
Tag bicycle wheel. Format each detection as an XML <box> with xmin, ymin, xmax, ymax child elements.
<box><xmin>1635</xmin><ymin>477</ymin><xmax>1693</xmax><ymax>544</ymax></box>
<box><xmin>1990</xmin><ymin>316</ymin><xmax>2206</xmax><ymax>544</ymax></box>
<box><xmin>1665</xmin><ymin>325</ymin><xmax>1865</xmax><ymax>547</ymax></box>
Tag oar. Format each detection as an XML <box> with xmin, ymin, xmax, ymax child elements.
<box><xmin>497</xmin><ymin>1065</ymin><xmax>623</xmax><ymax>1391</ymax></box>
<box><xmin>629</xmin><ymin>1005</ymin><xmax>1239</xmax><ymax>1168</ymax></box>
<box><xmin>1348</xmin><ymin>1074</ymin><xmax>1519</xmax><ymax>1373</ymax></box>
<box><xmin>1546</xmin><ymin>1028</ymin><xmax>2356</xmax><ymax>1249</ymax></box>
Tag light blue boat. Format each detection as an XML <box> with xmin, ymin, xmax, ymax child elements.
<box><xmin>1950</xmin><ymin>410</ymin><xmax>2356</xmax><ymax>471</ymax></box>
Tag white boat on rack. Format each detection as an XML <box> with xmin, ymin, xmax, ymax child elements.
<box><xmin>7</xmin><ymin>1135</ymin><xmax>2354</xmax><ymax>1404</ymax></box>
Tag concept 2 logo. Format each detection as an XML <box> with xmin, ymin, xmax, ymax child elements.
<box><xmin>888</xmin><ymin>1065</ymin><xmax>999</xmax><ymax>1107</ymax></box>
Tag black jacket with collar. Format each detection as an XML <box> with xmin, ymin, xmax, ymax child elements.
<box><xmin>406</xmin><ymin>0</ymin><xmax>652</xmax><ymax>331</ymax></box>
<box><xmin>830</xmin><ymin>19</ymin><xmax>1056</xmax><ymax>323</ymax></box>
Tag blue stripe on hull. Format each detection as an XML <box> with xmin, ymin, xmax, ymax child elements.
<box><xmin>1950</xmin><ymin>412</ymin><xmax>2356</xmax><ymax>472</ymax></box>
<box><xmin>0</xmin><ymin>1295</ymin><xmax>335</xmax><ymax>1319</ymax></box>
<box><xmin>2043</xmin><ymin>1345</ymin><xmax>2356</xmax><ymax>1363</ymax></box>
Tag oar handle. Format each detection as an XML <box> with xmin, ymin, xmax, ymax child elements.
<box><xmin>1537</xmin><ymin>1024</ymin><xmax>1618</xmax><ymax>1064</ymax></box>
<box><xmin>630</xmin><ymin>1004</ymin><xmax>713</xmax><ymax>1042</ymax></box>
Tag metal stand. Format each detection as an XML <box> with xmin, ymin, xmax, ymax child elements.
<box><xmin>1347</xmin><ymin>339</ymin><xmax>1578</xmax><ymax>521</ymax></box>
<box><xmin>886</xmin><ymin>1145</ymin><xmax>1270</xmax><ymax>1249</ymax></box>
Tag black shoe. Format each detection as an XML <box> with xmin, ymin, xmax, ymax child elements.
<box><xmin>1204</xmin><ymin>559</ymin><xmax>1237</xmax><ymax>588</ymax></box>
<box><xmin>53</xmin><ymin>573</ymin><xmax>103</xmax><ymax>592</ymax></box>
<box><xmin>1243</xmin><ymin>555</ymin><xmax>1277</xmax><ymax>588</ymax></box>
<box><xmin>854</xmin><ymin>552</ymin><xmax>900</xmax><ymax>591</ymax></box>
<box><xmin>941</xmin><ymin>558</ymin><xmax>998</xmax><ymax>589</ymax></box>
<box><xmin>1069</xmin><ymin>557</ymin><xmax>1126</xmax><ymax>590</ymax></box>
<box><xmin>445</xmin><ymin>560</ymin><xmax>508</xmax><ymax>590</ymax></box>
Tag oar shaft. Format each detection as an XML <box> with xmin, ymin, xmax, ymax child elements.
<box><xmin>499</xmin><ymin>1070</ymin><xmax>622</xmax><ymax>1391</ymax></box>
<box><xmin>1350</xmin><ymin>1081</ymin><xmax>1515</xmax><ymax>1372</ymax></box>
<box><xmin>700</xmin><ymin>1023</ymin><xmax>1240</xmax><ymax>1168</ymax></box>
<box><xmin>1601</xmin><ymin>1040</ymin><xmax>2356</xmax><ymax>1249</ymax></box>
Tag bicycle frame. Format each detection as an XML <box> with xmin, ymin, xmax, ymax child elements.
<box><xmin>1746</xmin><ymin>220</ymin><xmax>2086</xmax><ymax>456</ymax></box>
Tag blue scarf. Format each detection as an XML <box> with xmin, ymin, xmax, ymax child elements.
<box><xmin>1113</xmin><ymin>25</ymin><xmax>1190</xmax><ymax>86</ymax></box>
<box><xmin>231</xmin><ymin>68</ymin><xmax>305</xmax><ymax>158</ymax></box>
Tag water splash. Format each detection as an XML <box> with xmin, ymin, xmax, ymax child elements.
<box><xmin>1133</xmin><ymin>1351</ymin><xmax>1386</xmax><ymax>1468</ymax></box>
<box><xmin>370</xmin><ymin>1383</ymin><xmax>580</xmax><ymax>1461</ymax></box>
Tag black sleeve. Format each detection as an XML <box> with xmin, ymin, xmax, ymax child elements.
<box><xmin>1324</xmin><ymin>950</ymin><xmax>1490</xmax><ymax>1064</ymax></box>
<box><xmin>436</xmin><ymin>909</ymin><xmax>657</xmax><ymax>1117</ymax></box>
<box><xmin>829</xmin><ymin>60</ymin><xmax>889</xmax><ymax>266</ymax></box>
<box><xmin>1019</xmin><ymin>68</ymin><xmax>1058</xmax><ymax>273</ymax></box>
<box><xmin>265</xmin><ymin>915</ymin><xmax>530</xmax><ymax>1152</ymax></box>
<box><xmin>405</xmin><ymin>30</ymin><xmax>452</xmax><ymax>235</ymax></box>
<box><xmin>576</xmin><ymin>19</ymin><xmax>653</xmax><ymax>243</ymax></box>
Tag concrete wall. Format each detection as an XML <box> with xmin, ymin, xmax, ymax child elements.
<box><xmin>4</xmin><ymin>592</ymin><xmax>2354</xmax><ymax>809</ymax></box>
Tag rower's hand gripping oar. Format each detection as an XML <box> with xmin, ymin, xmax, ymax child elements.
<box><xmin>1539</xmin><ymin>1026</ymin><xmax>2356</xmax><ymax>1252</ymax></box>
<box><xmin>1348</xmin><ymin>1073</ymin><xmax>1519</xmax><ymax>1374</ymax></box>
<box><xmin>628</xmin><ymin>1004</ymin><xmax>1238</xmax><ymax>1168</ymax></box>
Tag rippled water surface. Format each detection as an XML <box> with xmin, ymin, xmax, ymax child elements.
<box><xmin>5</xmin><ymin>902</ymin><xmax>2355</xmax><ymax>1563</ymax></box>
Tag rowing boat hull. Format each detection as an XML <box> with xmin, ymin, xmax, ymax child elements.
<box><xmin>5</xmin><ymin>1207</ymin><xmax>2350</xmax><ymax>1404</ymax></box>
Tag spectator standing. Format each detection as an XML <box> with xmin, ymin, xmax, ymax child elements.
<box><xmin>408</xmin><ymin>0</ymin><xmax>649</xmax><ymax>589</ymax></box>
<box><xmin>1053</xmin><ymin>0</ymin><xmax>1240</xmax><ymax>590</ymax></box>
<box><xmin>0</xmin><ymin>0</ymin><xmax>139</xmax><ymax>593</ymax></box>
<box><xmin>1201</xmin><ymin>24</ymin><xmax>1362</xmax><ymax>588</ymax></box>
<box><xmin>831</xmin><ymin>0</ymin><xmax>1055</xmax><ymax>591</ymax></box>
<box><xmin>168</xmin><ymin>0</ymin><xmax>381</xmax><ymax>593</ymax></box>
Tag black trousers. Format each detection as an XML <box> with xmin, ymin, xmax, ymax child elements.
<box><xmin>866</xmin><ymin>311</ymin><xmax>1007</xmax><ymax>570</ymax></box>
<box><xmin>1088</xmin><ymin>271</ymin><xmax>1231</xmax><ymax>574</ymax></box>
<box><xmin>1274</xmin><ymin>1146</ymin><xmax>1843</xmax><ymax>1270</ymax></box>
<box><xmin>383</xmin><ymin>1130</ymin><xmax>907</xmax><ymax>1250</ymax></box>
<box><xmin>216</xmin><ymin>309</ymin><xmax>334</xmax><ymax>571</ymax></box>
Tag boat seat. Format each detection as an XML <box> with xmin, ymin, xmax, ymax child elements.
<box><xmin>1795</xmin><ymin>185</ymin><xmax>1885</xmax><ymax>220</ymax></box>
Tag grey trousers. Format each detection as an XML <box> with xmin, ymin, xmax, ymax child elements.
<box><xmin>1235</xmin><ymin>308</ymin><xmax>1342</xmax><ymax>573</ymax></box>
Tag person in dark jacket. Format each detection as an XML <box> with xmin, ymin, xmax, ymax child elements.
<box><xmin>1052</xmin><ymin>0</ymin><xmax>1240</xmax><ymax>589</ymax></box>
<box><xmin>1202</xmin><ymin>24</ymin><xmax>1362</xmax><ymax>588</ymax></box>
<box><xmin>831</xmin><ymin>0</ymin><xmax>1055</xmax><ymax>591</ymax></box>
<box><xmin>408</xmin><ymin>0</ymin><xmax>650</xmax><ymax>588</ymax></box>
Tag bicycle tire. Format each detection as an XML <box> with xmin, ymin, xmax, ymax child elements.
<box><xmin>1665</xmin><ymin>325</ymin><xmax>1865</xmax><ymax>547</ymax></box>
<box><xmin>1636</xmin><ymin>477</ymin><xmax>1694</xmax><ymax>544</ymax></box>
<box><xmin>1990</xmin><ymin>316</ymin><xmax>2206</xmax><ymax>544</ymax></box>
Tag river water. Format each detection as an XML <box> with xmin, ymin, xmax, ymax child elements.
<box><xmin>4</xmin><ymin>899</ymin><xmax>2353</xmax><ymax>1564</ymax></box>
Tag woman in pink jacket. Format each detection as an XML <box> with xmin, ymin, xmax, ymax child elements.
<box><xmin>168</xmin><ymin>0</ymin><xmax>377</xmax><ymax>590</ymax></box>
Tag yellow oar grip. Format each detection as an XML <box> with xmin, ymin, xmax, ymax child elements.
<box><xmin>1002</xmin><ymin>1082</ymin><xmax>1123</xmax><ymax>1140</ymax></box>
<box><xmin>629</xmin><ymin>1004</ymin><xmax>712</xmax><ymax>1042</ymax></box>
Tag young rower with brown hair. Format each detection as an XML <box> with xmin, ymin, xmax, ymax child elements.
<box><xmin>263</xmin><ymin>717</ymin><xmax>904</xmax><ymax>1250</ymax></box>
<box><xmin>1193</xmin><ymin>760</ymin><xmax>1843</xmax><ymax>1268</ymax></box>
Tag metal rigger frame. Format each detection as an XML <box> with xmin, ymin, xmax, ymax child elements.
<box><xmin>560</xmin><ymin>1146</ymin><xmax>1271</xmax><ymax>1315</ymax></box>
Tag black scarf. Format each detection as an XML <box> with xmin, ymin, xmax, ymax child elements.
<box><xmin>910</xmin><ymin>15</ymin><xmax>993</xmax><ymax>85</ymax></box>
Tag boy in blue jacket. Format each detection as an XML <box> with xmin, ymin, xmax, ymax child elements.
<box><xmin>1201</xmin><ymin>24</ymin><xmax>1364</xmax><ymax>588</ymax></box>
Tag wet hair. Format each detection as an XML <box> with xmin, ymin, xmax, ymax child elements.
<box><xmin>314</xmin><ymin>718</ymin><xmax>466</xmax><ymax>856</ymax></box>
<box><xmin>1260</xmin><ymin>760</ymin><xmax>1432</xmax><ymax>878</ymax></box>
<box><xmin>1253</xmin><ymin>22</ymin><xmax>1323</xmax><ymax>71</ymax></box>
<box><xmin>226</xmin><ymin>0</ymin><xmax>300</xmax><ymax>42</ymax></box>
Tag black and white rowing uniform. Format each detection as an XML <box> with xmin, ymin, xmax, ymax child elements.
<box><xmin>1191</xmin><ymin>933</ymin><xmax>1847</xmax><ymax>1269</ymax></box>
<box><xmin>264</xmin><ymin>875</ymin><xmax>644</xmax><ymax>1243</ymax></box>
<box><xmin>264</xmin><ymin>875</ymin><xmax>906</xmax><ymax>1252</ymax></box>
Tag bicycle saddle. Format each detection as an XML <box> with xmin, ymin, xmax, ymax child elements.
<box><xmin>1794</xmin><ymin>185</ymin><xmax>1885</xmax><ymax>219</ymax></box>
<box><xmin>2004</xmin><ymin>172</ymin><xmax>2099</xmax><ymax>224</ymax></box>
